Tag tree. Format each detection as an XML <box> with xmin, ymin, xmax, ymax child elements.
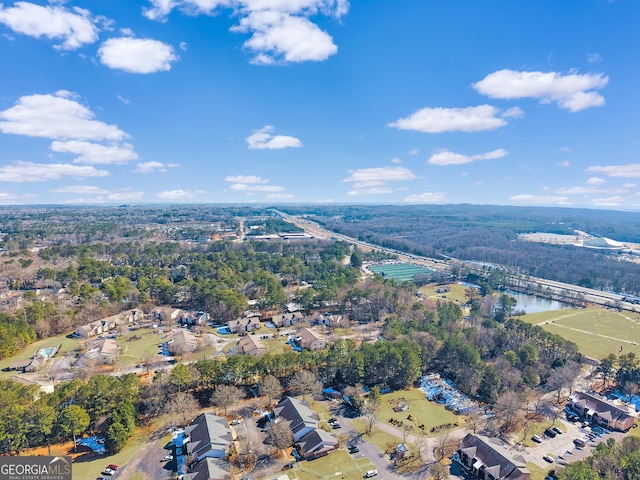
<box><xmin>105</xmin><ymin>421</ymin><xmax>128</xmax><ymax>454</ymax></box>
<box><xmin>169</xmin><ymin>363</ymin><xmax>193</xmax><ymax>392</ymax></box>
<box><xmin>210</xmin><ymin>385</ymin><xmax>243</xmax><ymax>416</ymax></box>
<box><xmin>494</xmin><ymin>294</ymin><xmax>517</xmax><ymax>322</ymax></box>
<box><xmin>265</xmin><ymin>420</ymin><xmax>293</xmax><ymax>451</ymax></box>
<box><xmin>167</xmin><ymin>392</ymin><xmax>200</xmax><ymax>425</ymax></box>
<box><xmin>595</xmin><ymin>354</ymin><xmax>617</xmax><ymax>388</ymax></box>
<box><xmin>364</xmin><ymin>407</ymin><xmax>378</xmax><ymax>434</ymax></box>
<box><xmin>350</xmin><ymin>250</ymin><xmax>363</xmax><ymax>268</ymax></box>
<box><xmin>342</xmin><ymin>385</ymin><xmax>365</xmax><ymax>414</ymax></box>
<box><xmin>258</xmin><ymin>375</ymin><xmax>282</xmax><ymax>406</ymax></box>
<box><xmin>430</xmin><ymin>461</ymin><xmax>450</xmax><ymax>480</ymax></box>
<box><xmin>493</xmin><ymin>391</ymin><xmax>522</xmax><ymax>433</ymax></box>
<box><xmin>58</xmin><ymin>405</ymin><xmax>90</xmax><ymax>452</ymax></box>
<box><xmin>289</xmin><ymin>370</ymin><xmax>322</xmax><ymax>402</ymax></box>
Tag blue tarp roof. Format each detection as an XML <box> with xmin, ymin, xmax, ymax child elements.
<box><xmin>77</xmin><ymin>436</ymin><xmax>105</xmax><ymax>455</ymax></box>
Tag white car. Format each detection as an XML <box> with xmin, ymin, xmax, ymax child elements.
<box><xmin>162</xmin><ymin>455</ymin><xmax>173</xmax><ymax>462</ymax></box>
<box><xmin>101</xmin><ymin>468</ymin><xmax>115</xmax><ymax>476</ymax></box>
<box><xmin>364</xmin><ymin>470</ymin><xmax>378</xmax><ymax>478</ymax></box>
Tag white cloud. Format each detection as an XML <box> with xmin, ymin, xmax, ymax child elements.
<box><xmin>107</xmin><ymin>191</ymin><xmax>144</xmax><ymax>201</ymax></box>
<box><xmin>144</xmin><ymin>0</ymin><xmax>346</xmax><ymax>64</ymax></box>
<box><xmin>51</xmin><ymin>140</ymin><xmax>138</xmax><ymax>165</ymax></box>
<box><xmin>558</xmin><ymin>160</ymin><xmax>571</xmax><ymax>167</ymax></box>
<box><xmin>555</xmin><ymin>186</ymin><xmax>604</xmax><ymax>195</ymax></box>
<box><xmin>0</xmin><ymin>2</ymin><xmax>100</xmax><ymax>50</ymax></box>
<box><xmin>50</xmin><ymin>185</ymin><xmax>110</xmax><ymax>194</ymax></box>
<box><xmin>266</xmin><ymin>193</ymin><xmax>294</xmax><ymax>199</ymax></box>
<box><xmin>404</xmin><ymin>192</ymin><xmax>446</xmax><ymax>203</ymax></box>
<box><xmin>502</xmin><ymin>106</ymin><xmax>525</xmax><ymax>119</ymax></box>
<box><xmin>510</xmin><ymin>194</ymin><xmax>571</xmax><ymax>205</ymax></box>
<box><xmin>98</xmin><ymin>37</ymin><xmax>178</xmax><ymax>73</ymax></box>
<box><xmin>586</xmin><ymin>164</ymin><xmax>640</xmax><ymax>178</ymax></box>
<box><xmin>428</xmin><ymin>148</ymin><xmax>508</xmax><ymax>166</ymax></box>
<box><xmin>0</xmin><ymin>192</ymin><xmax>37</xmax><ymax>204</ymax></box>
<box><xmin>157</xmin><ymin>189</ymin><xmax>204</xmax><ymax>199</ymax></box>
<box><xmin>230</xmin><ymin>183</ymin><xmax>284</xmax><ymax>192</ymax></box>
<box><xmin>0</xmin><ymin>92</ymin><xmax>127</xmax><ymax>141</ymax></box>
<box><xmin>179</xmin><ymin>41</ymin><xmax>188</xmax><ymax>50</ymax></box>
<box><xmin>134</xmin><ymin>161</ymin><xmax>177</xmax><ymax>173</ymax></box>
<box><xmin>587</xmin><ymin>53</ymin><xmax>602</xmax><ymax>64</ymax></box>
<box><xmin>389</xmin><ymin>105</ymin><xmax>508</xmax><ymax>133</ymax></box>
<box><xmin>117</xmin><ymin>95</ymin><xmax>131</xmax><ymax>105</ymax></box>
<box><xmin>0</xmin><ymin>161</ymin><xmax>108</xmax><ymax>182</ymax></box>
<box><xmin>344</xmin><ymin>166</ymin><xmax>416</xmax><ymax>185</ymax></box>
<box><xmin>473</xmin><ymin>69</ymin><xmax>608</xmax><ymax>112</ymax></box>
<box><xmin>233</xmin><ymin>10</ymin><xmax>337</xmax><ymax>64</ymax></box>
<box><xmin>224</xmin><ymin>175</ymin><xmax>268</xmax><ymax>183</ymax></box>
<box><xmin>347</xmin><ymin>187</ymin><xmax>393</xmax><ymax>196</ymax></box>
<box><xmin>390</xmin><ymin>157</ymin><xmax>401</xmax><ymax>164</ymax></box>
<box><xmin>407</xmin><ymin>148</ymin><xmax>420</xmax><ymax>155</ymax></box>
<box><xmin>586</xmin><ymin>176</ymin><xmax>605</xmax><ymax>186</ymax></box>
<box><xmin>592</xmin><ymin>196</ymin><xmax>623</xmax><ymax>206</ymax></box>
<box><xmin>246</xmin><ymin>125</ymin><xmax>302</xmax><ymax>149</ymax></box>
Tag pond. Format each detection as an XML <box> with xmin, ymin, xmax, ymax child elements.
<box><xmin>503</xmin><ymin>290</ymin><xmax>573</xmax><ymax>314</ymax></box>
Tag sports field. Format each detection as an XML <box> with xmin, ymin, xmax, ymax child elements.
<box><xmin>520</xmin><ymin>308</ymin><xmax>640</xmax><ymax>359</ymax></box>
<box><xmin>368</xmin><ymin>262</ymin><xmax>433</xmax><ymax>282</ymax></box>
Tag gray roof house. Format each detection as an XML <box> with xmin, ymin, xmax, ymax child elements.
<box><xmin>185</xmin><ymin>413</ymin><xmax>233</xmax><ymax>461</ymax></box>
<box><xmin>457</xmin><ymin>434</ymin><xmax>530</xmax><ymax>480</ymax></box>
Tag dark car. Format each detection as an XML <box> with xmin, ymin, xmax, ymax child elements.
<box><xmin>545</xmin><ymin>428</ymin><xmax>556</xmax><ymax>438</ymax></box>
<box><xmin>543</xmin><ymin>455</ymin><xmax>554</xmax><ymax>463</ymax></box>
<box><xmin>532</xmin><ymin>434</ymin><xmax>543</xmax><ymax>443</ymax></box>
<box><xmin>282</xmin><ymin>463</ymin><xmax>294</xmax><ymax>470</ymax></box>
<box><xmin>348</xmin><ymin>445</ymin><xmax>360</xmax><ymax>453</ymax></box>
<box><xmin>552</xmin><ymin>426</ymin><xmax>563</xmax><ymax>435</ymax></box>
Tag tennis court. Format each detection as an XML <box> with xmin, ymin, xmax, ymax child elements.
<box><xmin>368</xmin><ymin>262</ymin><xmax>433</xmax><ymax>282</ymax></box>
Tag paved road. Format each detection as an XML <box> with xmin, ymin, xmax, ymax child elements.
<box><xmin>118</xmin><ymin>428</ymin><xmax>173</xmax><ymax>480</ymax></box>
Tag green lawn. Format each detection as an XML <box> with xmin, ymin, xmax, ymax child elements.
<box><xmin>377</xmin><ymin>388</ymin><xmax>460</xmax><ymax>437</ymax></box>
<box><xmin>520</xmin><ymin>308</ymin><xmax>640</xmax><ymax>359</ymax></box>
<box><xmin>352</xmin><ymin>418</ymin><xmax>415</xmax><ymax>454</ymax></box>
<box><xmin>420</xmin><ymin>283</ymin><xmax>469</xmax><ymax>303</ymax></box>
<box><xmin>0</xmin><ymin>332</ymin><xmax>80</xmax><ymax>380</ymax></box>
<box><xmin>527</xmin><ymin>461</ymin><xmax>553</xmax><ymax>480</ymax></box>
<box><xmin>260</xmin><ymin>449</ymin><xmax>377</xmax><ymax>480</ymax></box>
<box><xmin>118</xmin><ymin>330</ymin><xmax>167</xmax><ymax>366</ymax></box>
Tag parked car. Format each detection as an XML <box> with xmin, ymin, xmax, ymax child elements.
<box><xmin>552</xmin><ymin>426</ymin><xmax>563</xmax><ymax>435</ymax></box>
<box><xmin>573</xmin><ymin>438</ymin><xmax>588</xmax><ymax>447</ymax></box>
<box><xmin>331</xmin><ymin>423</ymin><xmax>342</xmax><ymax>429</ymax></box>
<box><xmin>101</xmin><ymin>468</ymin><xmax>115</xmax><ymax>476</ymax></box>
<box><xmin>107</xmin><ymin>464</ymin><xmax>119</xmax><ymax>470</ymax></box>
<box><xmin>230</xmin><ymin>419</ymin><xmax>241</xmax><ymax>426</ymax></box>
<box><xmin>364</xmin><ymin>470</ymin><xmax>378</xmax><ymax>478</ymax></box>
<box><xmin>162</xmin><ymin>455</ymin><xmax>173</xmax><ymax>462</ymax></box>
<box><xmin>282</xmin><ymin>463</ymin><xmax>294</xmax><ymax>470</ymax></box>
<box><xmin>545</xmin><ymin>429</ymin><xmax>556</xmax><ymax>438</ymax></box>
<box><xmin>532</xmin><ymin>434</ymin><xmax>543</xmax><ymax>443</ymax></box>
<box><xmin>543</xmin><ymin>455</ymin><xmax>554</xmax><ymax>463</ymax></box>
<box><xmin>348</xmin><ymin>445</ymin><xmax>360</xmax><ymax>454</ymax></box>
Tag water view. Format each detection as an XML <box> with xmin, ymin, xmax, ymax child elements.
<box><xmin>505</xmin><ymin>290</ymin><xmax>573</xmax><ymax>314</ymax></box>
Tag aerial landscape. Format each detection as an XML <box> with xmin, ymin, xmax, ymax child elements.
<box><xmin>1</xmin><ymin>1</ymin><xmax>640</xmax><ymax>480</ymax></box>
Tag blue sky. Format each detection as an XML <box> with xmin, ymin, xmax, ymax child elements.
<box><xmin>0</xmin><ymin>0</ymin><xmax>639</xmax><ymax>208</ymax></box>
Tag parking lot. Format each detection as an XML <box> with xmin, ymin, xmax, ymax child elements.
<box><xmin>519</xmin><ymin>416</ymin><xmax>629</xmax><ymax>469</ymax></box>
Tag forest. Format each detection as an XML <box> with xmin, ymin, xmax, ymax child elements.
<box><xmin>280</xmin><ymin>204</ymin><xmax>640</xmax><ymax>295</ymax></box>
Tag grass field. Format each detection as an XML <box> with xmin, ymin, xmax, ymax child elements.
<box><xmin>377</xmin><ymin>388</ymin><xmax>460</xmax><ymax>437</ymax></box>
<box><xmin>420</xmin><ymin>282</ymin><xmax>469</xmax><ymax>303</ymax></box>
<box><xmin>352</xmin><ymin>418</ymin><xmax>417</xmax><ymax>454</ymax></box>
<box><xmin>118</xmin><ymin>330</ymin><xmax>167</xmax><ymax>366</ymax></box>
<box><xmin>369</xmin><ymin>263</ymin><xmax>433</xmax><ymax>282</ymax></box>
<box><xmin>260</xmin><ymin>448</ymin><xmax>377</xmax><ymax>480</ymax></box>
<box><xmin>520</xmin><ymin>308</ymin><xmax>640</xmax><ymax>359</ymax></box>
<box><xmin>0</xmin><ymin>332</ymin><xmax>80</xmax><ymax>380</ymax></box>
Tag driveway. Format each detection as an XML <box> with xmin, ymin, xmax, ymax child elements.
<box><xmin>118</xmin><ymin>428</ymin><xmax>173</xmax><ymax>480</ymax></box>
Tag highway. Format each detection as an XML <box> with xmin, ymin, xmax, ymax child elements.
<box><xmin>271</xmin><ymin>209</ymin><xmax>640</xmax><ymax>314</ymax></box>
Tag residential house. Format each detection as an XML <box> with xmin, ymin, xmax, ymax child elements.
<box><xmin>274</xmin><ymin>396</ymin><xmax>338</xmax><ymax>460</ymax></box>
<box><xmin>227</xmin><ymin>317</ymin><xmax>261</xmax><ymax>333</ymax></box>
<box><xmin>270</xmin><ymin>312</ymin><xmax>305</xmax><ymax>328</ymax></box>
<box><xmin>184</xmin><ymin>413</ymin><xmax>233</xmax><ymax>461</ymax></box>
<box><xmin>10</xmin><ymin>376</ymin><xmax>55</xmax><ymax>395</ymax></box>
<box><xmin>568</xmin><ymin>391</ymin><xmax>635</xmax><ymax>431</ymax></box>
<box><xmin>180</xmin><ymin>311</ymin><xmax>210</xmax><ymax>326</ymax></box>
<box><xmin>311</xmin><ymin>313</ymin><xmax>348</xmax><ymax>329</ymax></box>
<box><xmin>295</xmin><ymin>327</ymin><xmax>326</xmax><ymax>351</ymax></box>
<box><xmin>8</xmin><ymin>355</ymin><xmax>43</xmax><ymax>373</ymax></box>
<box><xmin>297</xmin><ymin>428</ymin><xmax>340</xmax><ymax>460</ymax></box>
<box><xmin>457</xmin><ymin>434</ymin><xmax>530</xmax><ymax>480</ymax></box>
<box><xmin>167</xmin><ymin>329</ymin><xmax>201</xmax><ymax>355</ymax></box>
<box><xmin>84</xmin><ymin>338</ymin><xmax>121</xmax><ymax>364</ymax></box>
<box><xmin>152</xmin><ymin>306</ymin><xmax>181</xmax><ymax>323</ymax></box>
<box><xmin>181</xmin><ymin>457</ymin><xmax>231</xmax><ymax>480</ymax></box>
<box><xmin>237</xmin><ymin>335</ymin><xmax>267</xmax><ymax>357</ymax></box>
<box><xmin>74</xmin><ymin>320</ymin><xmax>104</xmax><ymax>338</ymax></box>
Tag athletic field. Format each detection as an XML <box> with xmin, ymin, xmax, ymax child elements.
<box><xmin>520</xmin><ymin>308</ymin><xmax>640</xmax><ymax>359</ymax></box>
<box><xmin>368</xmin><ymin>262</ymin><xmax>433</xmax><ymax>282</ymax></box>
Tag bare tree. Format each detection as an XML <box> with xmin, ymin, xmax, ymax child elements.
<box><xmin>168</xmin><ymin>391</ymin><xmax>200</xmax><ymax>425</ymax></box>
<box><xmin>265</xmin><ymin>420</ymin><xmax>293</xmax><ymax>452</ymax></box>
<box><xmin>234</xmin><ymin>432</ymin><xmax>260</xmax><ymax>472</ymax></box>
<box><xmin>289</xmin><ymin>370</ymin><xmax>322</xmax><ymax>402</ymax></box>
<box><xmin>210</xmin><ymin>385</ymin><xmax>243</xmax><ymax>416</ymax></box>
<box><xmin>434</xmin><ymin>432</ymin><xmax>450</xmax><ymax>462</ymax></box>
<box><xmin>258</xmin><ymin>375</ymin><xmax>283</xmax><ymax>407</ymax></box>
<box><xmin>364</xmin><ymin>407</ymin><xmax>378</xmax><ymax>434</ymax></box>
<box><xmin>465</xmin><ymin>410</ymin><xmax>484</xmax><ymax>434</ymax></box>
<box><xmin>494</xmin><ymin>391</ymin><xmax>523</xmax><ymax>433</ymax></box>
<box><xmin>430</xmin><ymin>461</ymin><xmax>450</xmax><ymax>480</ymax></box>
